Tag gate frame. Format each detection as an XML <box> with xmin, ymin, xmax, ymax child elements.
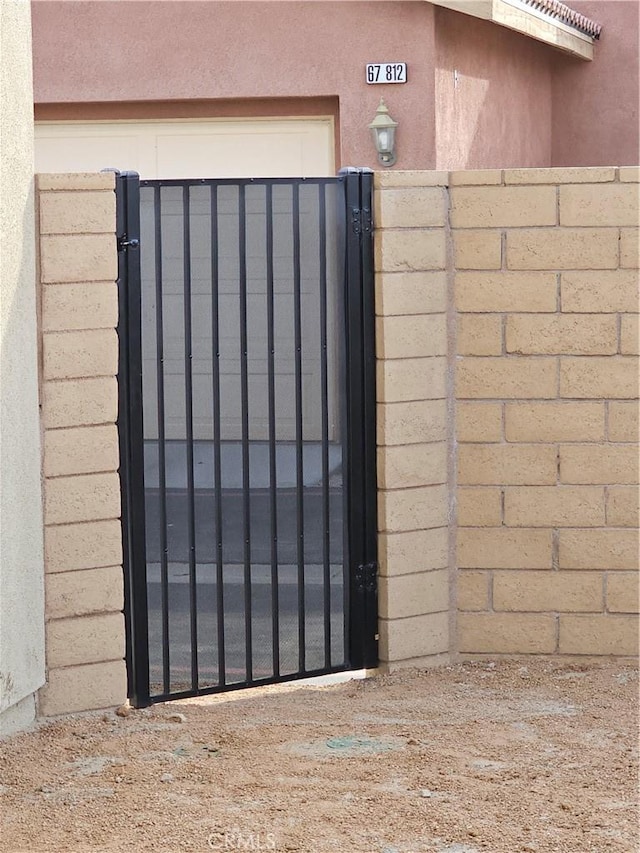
<box><xmin>116</xmin><ymin>172</ymin><xmax>150</xmax><ymax>708</ymax></box>
<box><xmin>116</xmin><ymin>169</ymin><xmax>377</xmax><ymax>708</ymax></box>
<box><xmin>342</xmin><ymin>168</ymin><xmax>379</xmax><ymax>670</ymax></box>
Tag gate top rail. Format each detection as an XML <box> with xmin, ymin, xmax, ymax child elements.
<box><xmin>140</xmin><ymin>176</ymin><xmax>343</xmax><ymax>188</ymax></box>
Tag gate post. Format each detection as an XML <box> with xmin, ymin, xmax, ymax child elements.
<box><xmin>115</xmin><ymin>172</ymin><xmax>151</xmax><ymax>707</ymax></box>
<box><xmin>342</xmin><ymin>168</ymin><xmax>379</xmax><ymax>670</ymax></box>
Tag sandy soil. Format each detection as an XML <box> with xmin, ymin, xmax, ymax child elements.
<box><xmin>1</xmin><ymin>659</ymin><xmax>638</xmax><ymax>853</ymax></box>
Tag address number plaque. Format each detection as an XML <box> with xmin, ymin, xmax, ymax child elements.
<box><xmin>366</xmin><ymin>63</ymin><xmax>407</xmax><ymax>84</ymax></box>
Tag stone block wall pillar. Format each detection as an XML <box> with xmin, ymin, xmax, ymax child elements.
<box><xmin>374</xmin><ymin>171</ymin><xmax>452</xmax><ymax>668</ymax></box>
<box><xmin>452</xmin><ymin>166</ymin><xmax>639</xmax><ymax>657</ymax></box>
<box><xmin>36</xmin><ymin>172</ymin><xmax>127</xmax><ymax>716</ymax></box>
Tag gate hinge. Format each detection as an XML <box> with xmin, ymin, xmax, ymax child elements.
<box><xmin>355</xmin><ymin>561</ymin><xmax>378</xmax><ymax>593</ymax></box>
<box><xmin>351</xmin><ymin>206</ymin><xmax>373</xmax><ymax>236</ymax></box>
<box><xmin>118</xmin><ymin>235</ymin><xmax>140</xmax><ymax>252</ymax></box>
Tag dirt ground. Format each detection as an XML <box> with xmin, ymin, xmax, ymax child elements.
<box><xmin>1</xmin><ymin>659</ymin><xmax>638</xmax><ymax>853</ymax></box>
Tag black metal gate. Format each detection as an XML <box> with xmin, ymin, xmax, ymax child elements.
<box><xmin>117</xmin><ymin>169</ymin><xmax>377</xmax><ymax>707</ymax></box>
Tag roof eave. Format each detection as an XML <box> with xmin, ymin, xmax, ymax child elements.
<box><xmin>430</xmin><ymin>0</ymin><xmax>596</xmax><ymax>61</ymax></box>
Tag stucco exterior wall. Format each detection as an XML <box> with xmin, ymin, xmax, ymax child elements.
<box><xmin>32</xmin><ymin>1</ymin><xmax>639</xmax><ymax>173</ymax></box>
<box><xmin>31</xmin><ymin>0</ymin><xmax>438</xmax><ymax>171</ymax></box>
<box><xmin>35</xmin><ymin>172</ymin><xmax>127</xmax><ymax>717</ymax></box>
<box><xmin>552</xmin><ymin>1</ymin><xmax>640</xmax><ymax>167</ymax></box>
<box><xmin>434</xmin><ymin>7</ymin><xmax>553</xmax><ymax>170</ymax></box>
<box><xmin>0</xmin><ymin>0</ymin><xmax>45</xmax><ymax>736</ymax></box>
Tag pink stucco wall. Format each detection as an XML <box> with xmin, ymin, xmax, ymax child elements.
<box><xmin>552</xmin><ymin>1</ymin><xmax>639</xmax><ymax>166</ymax></box>
<box><xmin>31</xmin><ymin>0</ymin><xmax>438</xmax><ymax>171</ymax></box>
<box><xmin>434</xmin><ymin>7</ymin><xmax>553</xmax><ymax>170</ymax></box>
<box><xmin>31</xmin><ymin>0</ymin><xmax>639</xmax><ymax>170</ymax></box>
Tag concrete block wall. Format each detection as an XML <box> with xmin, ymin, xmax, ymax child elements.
<box><xmin>36</xmin><ymin>173</ymin><xmax>127</xmax><ymax>715</ymax></box>
<box><xmin>30</xmin><ymin>167</ymin><xmax>638</xmax><ymax>721</ymax></box>
<box><xmin>374</xmin><ymin>171</ymin><xmax>452</xmax><ymax>668</ymax></box>
<box><xmin>452</xmin><ymin>166</ymin><xmax>639</xmax><ymax>657</ymax></box>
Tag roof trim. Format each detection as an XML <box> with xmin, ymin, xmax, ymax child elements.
<box><xmin>520</xmin><ymin>0</ymin><xmax>601</xmax><ymax>39</ymax></box>
<box><xmin>430</xmin><ymin>0</ymin><xmax>599</xmax><ymax>60</ymax></box>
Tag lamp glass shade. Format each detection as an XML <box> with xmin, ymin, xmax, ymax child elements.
<box><xmin>368</xmin><ymin>98</ymin><xmax>398</xmax><ymax>165</ymax></box>
<box><xmin>375</xmin><ymin>126</ymin><xmax>394</xmax><ymax>155</ymax></box>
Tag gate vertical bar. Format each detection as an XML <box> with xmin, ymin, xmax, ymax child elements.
<box><xmin>153</xmin><ymin>185</ymin><xmax>170</xmax><ymax>695</ymax></box>
<box><xmin>116</xmin><ymin>171</ymin><xmax>151</xmax><ymax>707</ymax></box>
<box><xmin>318</xmin><ymin>183</ymin><xmax>332</xmax><ymax>668</ymax></box>
<box><xmin>238</xmin><ymin>185</ymin><xmax>253</xmax><ymax>682</ymax></box>
<box><xmin>341</xmin><ymin>168</ymin><xmax>378</xmax><ymax>671</ymax></box>
<box><xmin>265</xmin><ymin>184</ymin><xmax>280</xmax><ymax>679</ymax></box>
<box><xmin>182</xmin><ymin>185</ymin><xmax>199</xmax><ymax>691</ymax></box>
<box><xmin>292</xmin><ymin>183</ymin><xmax>306</xmax><ymax>672</ymax></box>
<box><xmin>210</xmin><ymin>184</ymin><xmax>226</xmax><ymax>687</ymax></box>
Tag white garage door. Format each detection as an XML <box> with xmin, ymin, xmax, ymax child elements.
<box><xmin>34</xmin><ymin>118</ymin><xmax>335</xmax><ymax>178</ymax></box>
<box><xmin>35</xmin><ymin>119</ymin><xmax>338</xmax><ymax>445</ymax></box>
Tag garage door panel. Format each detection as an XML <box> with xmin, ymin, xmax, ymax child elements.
<box><xmin>36</xmin><ymin>125</ymin><xmax>336</xmax><ymax>443</ymax></box>
<box><xmin>35</xmin><ymin>132</ymin><xmax>144</xmax><ymax>175</ymax></box>
<box><xmin>156</xmin><ymin>132</ymin><xmax>304</xmax><ymax>179</ymax></box>
<box><xmin>35</xmin><ymin>119</ymin><xmax>334</xmax><ymax>180</ymax></box>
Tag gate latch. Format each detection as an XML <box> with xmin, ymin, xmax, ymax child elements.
<box><xmin>355</xmin><ymin>561</ymin><xmax>378</xmax><ymax>593</ymax></box>
<box><xmin>118</xmin><ymin>235</ymin><xmax>140</xmax><ymax>251</ymax></box>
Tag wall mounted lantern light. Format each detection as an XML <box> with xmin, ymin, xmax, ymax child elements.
<box><xmin>369</xmin><ymin>98</ymin><xmax>398</xmax><ymax>167</ymax></box>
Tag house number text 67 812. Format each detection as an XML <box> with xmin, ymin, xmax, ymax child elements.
<box><xmin>366</xmin><ymin>63</ymin><xmax>407</xmax><ymax>84</ymax></box>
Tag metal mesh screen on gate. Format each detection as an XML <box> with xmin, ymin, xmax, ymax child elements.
<box><xmin>140</xmin><ymin>179</ymin><xmax>347</xmax><ymax>698</ymax></box>
<box><xmin>117</xmin><ymin>171</ymin><xmax>377</xmax><ymax>706</ymax></box>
